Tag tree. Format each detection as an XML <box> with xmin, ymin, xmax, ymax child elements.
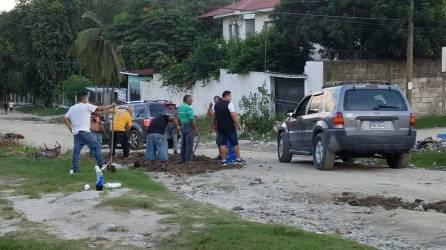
<box><xmin>275</xmin><ymin>0</ymin><xmax>446</xmax><ymax>59</ymax></box>
<box><xmin>30</xmin><ymin>0</ymin><xmax>83</xmax><ymax>106</ymax></box>
<box><xmin>107</xmin><ymin>0</ymin><xmax>231</xmax><ymax>70</ymax></box>
<box><xmin>158</xmin><ymin>39</ymin><xmax>226</xmax><ymax>89</ymax></box>
<box><xmin>71</xmin><ymin>11</ymin><xmax>123</xmax><ymax>90</ymax></box>
<box><xmin>226</xmin><ymin>28</ymin><xmax>311</xmax><ymax>74</ymax></box>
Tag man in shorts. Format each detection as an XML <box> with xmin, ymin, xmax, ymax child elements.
<box><xmin>212</xmin><ymin>90</ymin><xmax>245</xmax><ymax>165</ymax></box>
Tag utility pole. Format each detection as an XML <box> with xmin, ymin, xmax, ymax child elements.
<box><xmin>406</xmin><ymin>0</ymin><xmax>414</xmax><ymax>105</ymax></box>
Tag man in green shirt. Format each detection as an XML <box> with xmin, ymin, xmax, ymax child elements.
<box><xmin>178</xmin><ymin>95</ymin><xmax>196</xmax><ymax>162</ymax></box>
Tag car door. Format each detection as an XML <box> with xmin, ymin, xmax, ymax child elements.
<box><xmin>301</xmin><ymin>93</ymin><xmax>324</xmax><ymax>151</ymax></box>
<box><xmin>287</xmin><ymin>96</ymin><xmax>311</xmax><ymax>150</ymax></box>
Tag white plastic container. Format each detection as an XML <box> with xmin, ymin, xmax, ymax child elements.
<box><xmin>104</xmin><ymin>182</ymin><xmax>122</xmax><ymax>189</ymax></box>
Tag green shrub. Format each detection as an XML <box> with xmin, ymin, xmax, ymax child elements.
<box><xmin>239</xmin><ymin>86</ymin><xmax>276</xmax><ymax>137</ymax></box>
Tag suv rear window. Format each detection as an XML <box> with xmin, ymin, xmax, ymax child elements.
<box><xmin>344</xmin><ymin>89</ymin><xmax>408</xmax><ymax>111</ymax></box>
<box><xmin>148</xmin><ymin>103</ymin><xmax>167</xmax><ymax>117</ymax></box>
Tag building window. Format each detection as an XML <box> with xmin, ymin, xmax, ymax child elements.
<box><xmin>245</xmin><ymin>19</ymin><xmax>255</xmax><ymax>37</ymax></box>
<box><xmin>229</xmin><ymin>24</ymin><xmax>233</xmax><ymax>39</ymax></box>
<box><xmin>262</xmin><ymin>21</ymin><xmax>273</xmax><ymax>32</ymax></box>
<box><xmin>234</xmin><ymin>23</ymin><xmax>240</xmax><ymax>39</ymax></box>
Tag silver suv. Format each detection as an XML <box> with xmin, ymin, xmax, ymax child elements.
<box><xmin>277</xmin><ymin>84</ymin><xmax>416</xmax><ymax>170</ymax></box>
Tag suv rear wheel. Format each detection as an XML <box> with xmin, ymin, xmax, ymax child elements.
<box><xmin>386</xmin><ymin>152</ymin><xmax>409</xmax><ymax>169</ymax></box>
<box><xmin>128</xmin><ymin>130</ymin><xmax>143</xmax><ymax>150</ymax></box>
<box><xmin>313</xmin><ymin>134</ymin><xmax>335</xmax><ymax>170</ymax></box>
<box><xmin>278</xmin><ymin>132</ymin><xmax>292</xmax><ymax>163</ymax></box>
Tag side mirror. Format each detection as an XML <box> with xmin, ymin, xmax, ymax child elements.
<box><xmin>286</xmin><ymin>109</ymin><xmax>294</xmax><ymax>117</ymax></box>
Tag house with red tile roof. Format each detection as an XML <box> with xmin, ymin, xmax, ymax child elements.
<box><xmin>201</xmin><ymin>0</ymin><xmax>279</xmax><ymax>41</ymax></box>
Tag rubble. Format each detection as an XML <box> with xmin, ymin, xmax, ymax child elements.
<box><xmin>0</xmin><ymin>133</ymin><xmax>25</xmax><ymax>146</ymax></box>
<box><xmin>336</xmin><ymin>193</ymin><xmax>446</xmax><ymax>214</ymax></box>
<box><xmin>35</xmin><ymin>142</ymin><xmax>62</xmax><ymax>159</ymax></box>
<box><xmin>415</xmin><ymin>137</ymin><xmax>446</xmax><ymax>151</ymax></box>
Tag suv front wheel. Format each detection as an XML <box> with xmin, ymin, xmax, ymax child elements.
<box><xmin>313</xmin><ymin>134</ymin><xmax>335</xmax><ymax>170</ymax></box>
<box><xmin>278</xmin><ymin>132</ymin><xmax>292</xmax><ymax>163</ymax></box>
<box><xmin>128</xmin><ymin>130</ymin><xmax>143</xmax><ymax>150</ymax></box>
<box><xmin>386</xmin><ymin>152</ymin><xmax>409</xmax><ymax>169</ymax></box>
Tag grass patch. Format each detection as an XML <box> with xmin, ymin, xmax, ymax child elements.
<box><xmin>16</xmin><ymin>106</ymin><xmax>67</xmax><ymax>116</ymax></box>
<box><xmin>164</xmin><ymin>220</ymin><xmax>373</xmax><ymax>250</ymax></box>
<box><xmin>0</xmin><ymin>237</ymin><xmax>90</xmax><ymax>250</ymax></box>
<box><xmin>0</xmin><ymin>146</ymin><xmax>165</xmax><ymax>198</ymax></box>
<box><xmin>411</xmin><ymin>151</ymin><xmax>446</xmax><ymax>168</ymax></box>
<box><xmin>0</xmin><ymin>144</ymin><xmax>374</xmax><ymax>250</ymax></box>
<box><xmin>416</xmin><ymin>115</ymin><xmax>446</xmax><ymax>129</ymax></box>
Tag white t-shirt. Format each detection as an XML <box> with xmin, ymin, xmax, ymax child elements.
<box><xmin>65</xmin><ymin>103</ymin><xmax>97</xmax><ymax>135</ymax></box>
<box><xmin>213</xmin><ymin>102</ymin><xmax>236</xmax><ymax>113</ymax></box>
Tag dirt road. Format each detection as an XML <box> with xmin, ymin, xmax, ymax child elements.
<box><xmin>1</xmin><ymin>112</ymin><xmax>446</xmax><ymax>249</ymax></box>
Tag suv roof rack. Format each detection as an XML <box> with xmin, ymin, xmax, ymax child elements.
<box><xmin>339</xmin><ymin>81</ymin><xmax>392</xmax><ymax>86</ymax></box>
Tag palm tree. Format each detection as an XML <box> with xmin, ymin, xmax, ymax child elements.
<box><xmin>71</xmin><ymin>11</ymin><xmax>123</xmax><ymax>102</ymax></box>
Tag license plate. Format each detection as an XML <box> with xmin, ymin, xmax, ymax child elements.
<box><xmin>369</xmin><ymin>121</ymin><xmax>385</xmax><ymax>129</ymax></box>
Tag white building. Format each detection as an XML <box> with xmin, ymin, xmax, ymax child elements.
<box><xmin>201</xmin><ymin>0</ymin><xmax>279</xmax><ymax>41</ymax></box>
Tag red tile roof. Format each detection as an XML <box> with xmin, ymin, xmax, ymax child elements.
<box><xmin>123</xmin><ymin>68</ymin><xmax>155</xmax><ymax>76</ymax></box>
<box><xmin>201</xmin><ymin>0</ymin><xmax>279</xmax><ymax>18</ymax></box>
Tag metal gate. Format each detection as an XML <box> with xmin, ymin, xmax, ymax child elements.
<box><xmin>274</xmin><ymin>77</ymin><xmax>305</xmax><ymax>113</ymax></box>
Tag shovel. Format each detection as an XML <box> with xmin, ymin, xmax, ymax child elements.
<box><xmin>104</xmin><ymin>105</ymin><xmax>117</xmax><ymax>173</ymax></box>
<box><xmin>193</xmin><ymin>133</ymin><xmax>202</xmax><ymax>156</ymax></box>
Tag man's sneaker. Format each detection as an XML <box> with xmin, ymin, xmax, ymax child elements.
<box><xmin>69</xmin><ymin>170</ymin><xmax>80</xmax><ymax>175</ymax></box>
<box><xmin>221</xmin><ymin>160</ymin><xmax>230</xmax><ymax>166</ymax></box>
<box><xmin>235</xmin><ymin>158</ymin><xmax>246</xmax><ymax>165</ymax></box>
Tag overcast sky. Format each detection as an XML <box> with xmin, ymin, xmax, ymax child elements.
<box><xmin>0</xmin><ymin>0</ymin><xmax>16</xmax><ymax>12</ymax></box>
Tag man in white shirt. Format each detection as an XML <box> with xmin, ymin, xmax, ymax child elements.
<box><xmin>64</xmin><ymin>92</ymin><xmax>114</xmax><ymax>174</ymax></box>
<box><xmin>212</xmin><ymin>90</ymin><xmax>245</xmax><ymax>165</ymax></box>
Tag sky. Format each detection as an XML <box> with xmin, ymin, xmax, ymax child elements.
<box><xmin>0</xmin><ymin>0</ymin><xmax>16</xmax><ymax>12</ymax></box>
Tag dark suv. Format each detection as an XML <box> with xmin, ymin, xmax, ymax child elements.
<box><xmin>103</xmin><ymin>100</ymin><xmax>169</xmax><ymax>150</ymax></box>
<box><xmin>277</xmin><ymin>84</ymin><xmax>416</xmax><ymax>170</ymax></box>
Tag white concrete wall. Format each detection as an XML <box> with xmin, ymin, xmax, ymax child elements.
<box><xmin>140</xmin><ymin>70</ymin><xmax>272</xmax><ymax>116</ymax></box>
<box><xmin>304</xmin><ymin>61</ymin><xmax>324</xmax><ymax>95</ymax></box>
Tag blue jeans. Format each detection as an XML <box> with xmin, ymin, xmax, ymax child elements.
<box><xmin>89</xmin><ymin>132</ymin><xmax>103</xmax><ymax>157</ymax></box>
<box><xmin>180</xmin><ymin>124</ymin><xmax>194</xmax><ymax>162</ymax></box>
<box><xmin>145</xmin><ymin>133</ymin><xmax>168</xmax><ymax>161</ymax></box>
<box><xmin>165</xmin><ymin>125</ymin><xmax>178</xmax><ymax>153</ymax></box>
<box><xmin>73</xmin><ymin>131</ymin><xmax>103</xmax><ymax>172</ymax></box>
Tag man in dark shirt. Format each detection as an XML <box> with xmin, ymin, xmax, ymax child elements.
<box><xmin>212</xmin><ymin>90</ymin><xmax>245</xmax><ymax>165</ymax></box>
<box><xmin>145</xmin><ymin>113</ymin><xmax>180</xmax><ymax>163</ymax></box>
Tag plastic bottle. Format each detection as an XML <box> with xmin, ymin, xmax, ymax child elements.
<box><xmin>226</xmin><ymin>140</ymin><xmax>236</xmax><ymax>162</ymax></box>
<box><xmin>95</xmin><ymin>165</ymin><xmax>104</xmax><ymax>191</ymax></box>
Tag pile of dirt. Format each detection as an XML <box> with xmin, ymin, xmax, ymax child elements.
<box><xmin>115</xmin><ymin>153</ymin><xmax>243</xmax><ymax>175</ymax></box>
<box><xmin>336</xmin><ymin>192</ymin><xmax>446</xmax><ymax>214</ymax></box>
<box><xmin>0</xmin><ymin>133</ymin><xmax>25</xmax><ymax>146</ymax></box>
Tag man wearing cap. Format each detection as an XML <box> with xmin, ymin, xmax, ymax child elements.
<box><xmin>165</xmin><ymin>101</ymin><xmax>179</xmax><ymax>155</ymax></box>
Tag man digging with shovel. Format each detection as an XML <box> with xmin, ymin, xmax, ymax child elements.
<box><xmin>64</xmin><ymin>92</ymin><xmax>114</xmax><ymax>174</ymax></box>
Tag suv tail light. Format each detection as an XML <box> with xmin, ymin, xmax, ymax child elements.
<box><xmin>410</xmin><ymin>113</ymin><xmax>416</xmax><ymax>127</ymax></box>
<box><xmin>332</xmin><ymin>112</ymin><xmax>344</xmax><ymax>129</ymax></box>
<box><xmin>144</xmin><ymin>118</ymin><xmax>152</xmax><ymax>127</ymax></box>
